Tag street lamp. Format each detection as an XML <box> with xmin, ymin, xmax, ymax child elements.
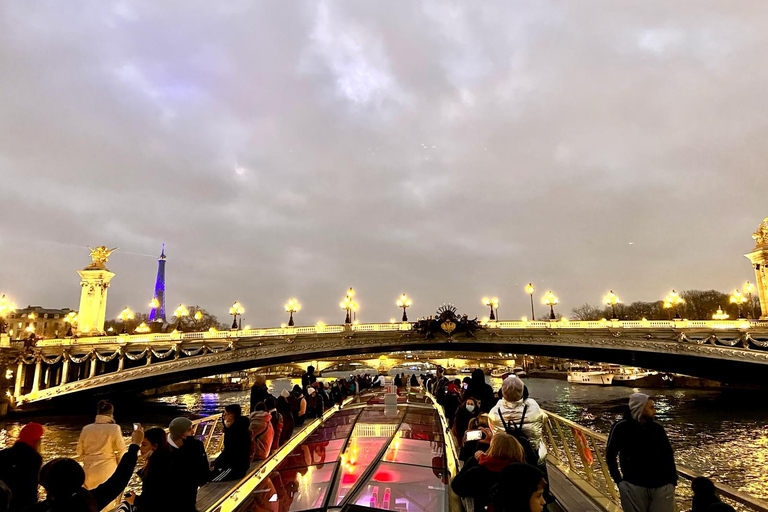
<box><xmin>229</xmin><ymin>302</ymin><xmax>244</xmax><ymax>330</ymax></box>
<box><xmin>135</xmin><ymin>322</ymin><xmax>151</xmax><ymax>334</ymax></box>
<box><xmin>664</xmin><ymin>290</ymin><xmax>685</xmax><ymax>319</ymax></box>
<box><xmin>525</xmin><ymin>284</ymin><xmax>536</xmax><ymax>321</ymax></box>
<box><xmin>730</xmin><ymin>290</ymin><xmax>748</xmax><ymax>319</ymax></box>
<box><xmin>744</xmin><ymin>281</ymin><xmax>755</xmax><ymax>318</ymax></box>
<box><xmin>192</xmin><ymin>309</ymin><xmax>203</xmax><ymax>330</ymax></box>
<box><xmin>604</xmin><ymin>291</ymin><xmax>620</xmax><ymax>319</ymax></box>
<box><xmin>173</xmin><ymin>304</ymin><xmax>189</xmax><ymax>331</ymax></box>
<box><xmin>0</xmin><ymin>294</ymin><xmax>16</xmax><ymax>334</ymax></box>
<box><xmin>396</xmin><ymin>294</ymin><xmax>412</xmax><ymax>322</ymax></box>
<box><xmin>543</xmin><ymin>291</ymin><xmax>558</xmax><ymax>320</ymax></box>
<box><xmin>483</xmin><ymin>297</ymin><xmax>499</xmax><ymax>321</ymax></box>
<box><xmin>712</xmin><ymin>306</ymin><xmax>729</xmax><ymax>320</ymax></box>
<box><xmin>118</xmin><ymin>307</ymin><xmax>134</xmax><ymax>334</ymax></box>
<box><xmin>340</xmin><ymin>295</ymin><xmax>354</xmax><ymax>324</ymax></box>
<box><xmin>64</xmin><ymin>311</ymin><xmax>77</xmax><ymax>337</ymax></box>
<box><xmin>285</xmin><ymin>298</ymin><xmax>300</xmax><ymax>327</ymax></box>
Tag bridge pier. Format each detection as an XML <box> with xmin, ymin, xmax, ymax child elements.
<box><xmin>14</xmin><ymin>361</ymin><xmax>24</xmax><ymax>398</ymax></box>
<box><xmin>89</xmin><ymin>357</ymin><xmax>97</xmax><ymax>378</ymax></box>
<box><xmin>60</xmin><ymin>358</ymin><xmax>70</xmax><ymax>386</ymax></box>
<box><xmin>31</xmin><ymin>359</ymin><xmax>41</xmax><ymax>395</ymax></box>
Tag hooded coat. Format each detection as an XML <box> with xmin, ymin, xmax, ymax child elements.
<box><xmin>76</xmin><ymin>414</ymin><xmax>127</xmax><ymax>489</ymax></box>
<box><xmin>464</xmin><ymin>369</ymin><xmax>497</xmax><ymax>412</ymax></box>
<box><xmin>249</xmin><ymin>411</ymin><xmax>275</xmax><ymax>461</ymax></box>
<box><xmin>0</xmin><ymin>441</ymin><xmax>42</xmax><ymax>512</ymax></box>
<box><xmin>488</xmin><ymin>398</ymin><xmax>548</xmax><ymax>464</ymax></box>
<box><xmin>214</xmin><ymin>415</ymin><xmax>252</xmax><ymax>478</ymax></box>
<box><xmin>451</xmin><ymin>453</ymin><xmax>516</xmax><ymax>510</ymax></box>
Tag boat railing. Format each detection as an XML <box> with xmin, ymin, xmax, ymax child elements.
<box><xmin>542</xmin><ymin>410</ymin><xmax>768</xmax><ymax>512</ymax></box>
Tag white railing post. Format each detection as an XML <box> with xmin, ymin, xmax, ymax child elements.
<box><xmin>31</xmin><ymin>358</ymin><xmax>42</xmax><ymax>394</ymax></box>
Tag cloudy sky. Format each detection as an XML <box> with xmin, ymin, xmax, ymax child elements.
<box><xmin>1</xmin><ymin>1</ymin><xmax>766</xmax><ymax>325</ymax></box>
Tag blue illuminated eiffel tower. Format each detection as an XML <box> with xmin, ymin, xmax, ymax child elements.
<box><xmin>148</xmin><ymin>244</ymin><xmax>167</xmax><ymax>323</ymax></box>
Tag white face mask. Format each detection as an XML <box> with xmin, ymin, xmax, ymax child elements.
<box><xmin>224</xmin><ymin>419</ymin><xmax>233</xmax><ymax>428</ymax></box>
<box><xmin>466</xmin><ymin>404</ymin><xmax>475</xmax><ymax>412</ymax></box>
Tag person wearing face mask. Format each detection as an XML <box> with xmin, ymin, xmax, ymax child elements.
<box><xmin>452</xmin><ymin>397</ymin><xmax>480</xmax><ymax>445</ymax></box>
<box><xmin>121</xmin><ymin>427</ymin><xmax>173</xmax><ymax>512</ymax></box>
<box><xmin>211</xmin><ymin>404</ymin><xmax>252</xmax><ymax>481</ymax></box>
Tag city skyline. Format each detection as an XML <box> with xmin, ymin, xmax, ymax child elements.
<box><xmin>1</xmin><ymin>2</ymin><xmax>766</xmax><ymax>323</ymax></box>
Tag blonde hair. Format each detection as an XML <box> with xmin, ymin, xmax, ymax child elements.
<box><xmin>485</xmin><ymin>433</ymin><xmax>525</xmax><ymax>462</ymax></box>
<box><xmin>467</xmin><ymin>414</ymin><xmax>490</xmax><ymax>431</ymax></box>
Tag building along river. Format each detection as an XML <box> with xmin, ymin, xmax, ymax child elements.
<box><xmin>0</xmin><ymin>377</ymin><xmax>766</xmax><ymax>500</ymax></box>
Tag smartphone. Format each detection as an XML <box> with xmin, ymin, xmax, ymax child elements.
<box><xmin>133</xmin><ymin>423</ymin><xmax>139</xmax><ymax>431</ymax></box>
<box><xmin>465</xmin><ymin>429</ymin><xmax>484</xmax><ymax>441</ymax></box>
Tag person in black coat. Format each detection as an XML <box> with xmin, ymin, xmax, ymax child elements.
<box><xmin>124</xmin><ymin>427</ymin><xmax>174</xmax><ymax>512</ymax></box>
<box><xmin>249</xmin><ymin>375</ymin><xmax>273</xmax><ymax>412</ymax></box>
<box><xmin>465</xmin><ymin>369</ymin><xmax>497</xmax><ymax>413</ymax></box>
<box><xmin>0</xmin><ymin>422</ymin><xmax>44</xmax><ymax>512</ymax></box>
<box><xmin>301</xmin><ymin>366</ymin><xmax>317</xmax><ymax>390</ymax></box>
<box><xmin>606</xmin><ymin>393</ymin><xmax>677</xmax><ymax>512</ymax></box>
<box><xmin>168</xmin><ymin>417</ymin><xmax>210</xmax><ymax>511</ymax></box>
<box><xmin>27</xmin><ymin>427</ymin><xmax>143</xmax><ymax>512</ymax></box>
<box><xmin>211</xmin><ymin>405</ymin><xmax>252</xmax><ymax>481</ymax></box>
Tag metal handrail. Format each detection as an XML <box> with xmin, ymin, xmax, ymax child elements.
<box><xmin>541</xmin><ymin>409</ymin><xmax>768</xmax><ymax>512</ymax></box>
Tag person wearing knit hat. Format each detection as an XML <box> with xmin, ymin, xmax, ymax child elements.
<box><xmin>606</xmin><ymin>394</ymin><xmax>677</xmax><ymax>512</ymax></box>
<box><xmin>168</xmin><ymin>416</ymin><xmax>210</xmax><ymax>511</ymax></box>
<box><xmin>0</xmin><ymin>422</ymin><xmax>44</xmax><ymax>512</ymax></box>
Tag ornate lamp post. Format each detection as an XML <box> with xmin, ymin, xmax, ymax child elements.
<box><xmin>396</xmin><ymin>294</ymin><xmax>412</xmax><ymax>322</ymax></box>
<box><xmin>482</xmin><ymin>297</ymin><xmax>499</xmax><ymax>321</ymax></box>
<box><xmin>712</xmin><ymin>306</ymin><xmax>729</xmax><ymax>320</ymax></box>
<box><xmin>730</xmin><ymin>290</ymin><xmax>748</xmax><ymax>319</ymax></box>
<box><xmin>543</xmin><ymin>291</ymin><xmax>558</xmax><ymax>320</ymax></box>
<box><xmin>64</xmin><ymin>311</ymin><xmax>78</xmax><ymax>337</ymax></box>
<box><xmin>285</xmin><ymin>298</ymin><xmax>300</xmax><ymax>327</ymax></box>
<box><xmin>229</xmin><ymin>302</ymin><xmax>244</xmax><ymax>330</ymax></box>
<box><xmin>340</xmin><ymin>295</ymin><xmax>354</xmax><ymax>324</ymax></box>
<box><xmin>118</xmin><ymin>307</ymin><xmax>134</xmax><ymax>334</ymax></box>
<box><xmin>173</xmin><ymin>304</ymin><xmax>189</xmax><ymax>331</ymax></box>
<box><xmin>664</xmin><ymin>290</ymin><xmax>685</xmax><ymax>319</ymax></box>
<box><xmin>604</xmin><ymin>291</ymin><xmax>620</xmax><ymax>319</ymax></box>
<box><xmin>525</xmin><ymin>284</ymin><xmax>536</xmax><ymax>321</ymax></box>
<box><xmin>135</xmin><ymin>322</ymin><xmax>151</xmax><ymax>333</ymax></box>
<box><xmin>744</xmin><ymin>281</ymin><xmax>755</xmax><ymax>318</ymax></box>
<box><xmin>0</xmin><ymin>295</ymin><xmax>16</xmax><ymax>334</ymax></box>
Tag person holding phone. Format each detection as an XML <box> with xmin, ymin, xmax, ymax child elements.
<box><xmin>458</xmin><ymin>414</ymin><xmax>492</xmax><ymax>461</ymax></box>
<box><xmin>121</xmin><ymin>427</ymin><xmax>173</xmax><ymax>512</ymax></box>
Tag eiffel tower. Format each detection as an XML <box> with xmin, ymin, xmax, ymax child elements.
<box><xmin>148</xmin><ymin>244</ymin><xmax>167</xmax><ymax>323</ymax></box>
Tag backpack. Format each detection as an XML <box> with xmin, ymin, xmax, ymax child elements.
<box><xmin>497</xmin><ymin>404</ymin><xmax>538</xmax><ymax>465</ymax></box>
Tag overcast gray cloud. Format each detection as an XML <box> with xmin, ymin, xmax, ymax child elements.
<box><xmin>1</xmin><ymin>0</ymin><xmax>767</xmax><ymax>325</ymax></box>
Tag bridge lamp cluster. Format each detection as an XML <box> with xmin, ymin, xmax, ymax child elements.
<box><xmin>483</xmin><ymin>297</ymin><xmax>499</xmax><ymax>321</ymax></box>
<box><xmin>0</xmin><ymin>294</ymin><xmax>17</xmax><ymax>334</ymax></box>
<box><xmin>730</xmin><ymin>290</ymin><xmax>748</xmax><ymax>319</ymax></box>
<box><xmin>663</xmin><ymin>290</ymin><xmax>685</xmax><ymax>319</ymax></box>
<box><xmin>603</xmin><ymin>291</ymin><xmax>620</xmax><ymax>319</ymax></box>
<box><xmin>173</xmin><ymin>304</ymin><xmax>189</xmax><ymax>331</ymax></box>
<box><xmin>340</xmin><ymin>288</ymin><xmax>358</xmax><ymax>324</ymax></box>
<box><xmin>525</xmin><ymin>284</ymin><xmax>536</xmax><ymax>320</ymax></box>
<box><xmin>64</xmin><ymin>311</ymin><xmax>78</xmax><ymax>337</ymax></box>
<box><xmin>743</xmin><ymin>281</ymin><xmax>755</xmax><ymax>318</ymax></box>
<box><xmin>230</xmin><ymin>301</ymin><xmax>244</xmax><ymax>330</ymax></box>
<box><xmin>118</xmin><ymin>306</ymin><xmax>134</xmax><ymax>334</ymax></box>
<box><xmin>285</xmin><ymin>298</ymin><xmax>300</xmax><ymax>327</ymax></box>
<box><xmin>543</xmin><ymin>291</ymin><xmax>559</xmax><ymax>320</ymax></box>
<box><xmin>396</xmin><ymin>294</ymin><xmax>412</xmax><ymax>322</ymax></box>
<box><xmin>712</xmin><ymin>306</ymin><xmax>729</xmax><ymax>321</ymax></box>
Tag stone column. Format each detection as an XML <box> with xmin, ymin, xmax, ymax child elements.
<box><xmin>14</xmin><ymin>361</ymin><xmax>24</xmax><ymax>397</ymax></box>
<box><xmin>117</xmin><ymin>351</ymin><xmax>125</xmax><ymax>371</ymax></box>
<box><xmin>89</xmin><ymin>356</ymin><xmax>97</xmax><ymax>378</ymax></box>
<box><xmin>61</xmin><ymin>357</ymin><xmax>70</xmax><ymax>386</ymax></box>
<box><xmin>76</xmin><ymin>250</ymin><xmax>116</xmax><ymax>336</ymax></box>
<box><xmin>31</xmin><ymin>359</ymin><xmax>42</xmax><ymax>394</ymax></box>
<box><xmin>745</xmin><ymin>218</ymin><xmax>768</xmax><ymax>319</ymax></box>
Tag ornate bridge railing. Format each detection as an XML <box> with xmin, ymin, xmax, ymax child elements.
<box><xmin>542</xmin><ymin>410</ymin><xmax>768</xmax><ymax>512</ymax></box>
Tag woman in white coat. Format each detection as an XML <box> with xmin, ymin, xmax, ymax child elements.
<box><xmin>76</xmin><ymin>400</ymin><xmax>127</xmax><ymax>490</ymax></box>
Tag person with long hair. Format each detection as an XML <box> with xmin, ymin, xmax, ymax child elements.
<box><xmin>451</xmin><ymin>397</ymin><xmax>480</xmax><ymax>445</ymax></box>
<box><xmin>490</xmin><ymin>463</ymin><xmax>548</xmax><ymax>512</ymax></box>
<box><xmin>77</xmin><ymin>401</ymin><xmax>127</xmax><ymax>491</ymax></box>
<box><xmin>451</xmin><ymin>433</ymin><xmax>526</xmax><ymax>510</ymax></box>
<box><xmin>458</xmin><ymin>414</ymin><xmax>492</xmax><ymax>461</ymax></box>
<box><xmin>122</xmin><ymin>427</ymin><xmax>173</xmax><ymax>512</ymax></box>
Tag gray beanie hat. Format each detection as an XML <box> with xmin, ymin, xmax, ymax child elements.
<box><xmin>502</xmin><ymin>375</ymin><xmax>524</xmax><ymax>402</ymax></box>
<box><xmin>628</xmin><ymin>393</ymin><xmax>649</xmax><ymax>422</ymax></box>
<box><xmin>169</xmin><ymin>417</ymin><xmax>193</xmax><ymax>439</ymax></box>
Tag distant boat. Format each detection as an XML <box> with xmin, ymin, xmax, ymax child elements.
<box><xmin>567</xmin><ymin>366</ymin><xmax>614</xmax><ymax>385</ymax></box>
<box><xmin>612</xmin><ymin>367</ymin><xmax>658</xmax><ymax>385</ymax></box>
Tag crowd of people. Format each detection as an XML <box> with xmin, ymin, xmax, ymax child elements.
<box><xmin>0</xmin><ymin>367</ymin><xmax>738</xmax><ymax>512</ymax></box>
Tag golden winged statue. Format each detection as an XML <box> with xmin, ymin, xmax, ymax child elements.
<box><xmin>752</xmin><ymin>218</ymin><xmax>768</xmax><ymax>247</ymax></box>
<box><xmin>86</xmin><ymin>246</ymin><xmax>118</xmax><ymax>269</ymax></box>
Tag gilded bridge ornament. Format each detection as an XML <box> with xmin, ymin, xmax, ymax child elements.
<box><xmin>86</xmin><ymin>246</ymin><xmax>118</xmax><ymax>269</ymax></box>
<box><xmin>752</xmin><ymin>218</ymin><xmax>768</xmax><ymax>247</ymax></box>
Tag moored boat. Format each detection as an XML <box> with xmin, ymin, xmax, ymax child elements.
<box><xmin>567</xmin><ymin>369</ymin><xmax>614</xmax><ymax>385</ymax></box>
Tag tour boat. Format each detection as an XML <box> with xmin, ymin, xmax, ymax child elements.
<box><xmin>612</xmin><ymin>367</ymin><xmax>658</xmax><ymax>384</ymax></box>
<box><xmin>567</xmin><ymin>368</ymin><xmax>614</xmax><ymax>385</ymax></box>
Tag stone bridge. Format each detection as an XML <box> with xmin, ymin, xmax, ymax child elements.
<box><xmin>5</xmin><ymin>318</ymin><xmax>768</xmax><ymax>408</ymax></box>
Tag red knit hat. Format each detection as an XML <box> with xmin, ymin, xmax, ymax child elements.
<box><xmin>17</xmin><ymin>422</ymin><xmax>44</xmax><ymax>448</ymax></box>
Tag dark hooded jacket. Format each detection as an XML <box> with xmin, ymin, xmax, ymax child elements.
<box><xmin>214</xmin><ymin>415</ymin><xmax>252</xmax><ymax>479</ymax></box>
<box><xmin>0</xmin><ymin>441</ymin><xmax>42</xmax><ymax>512</ymax></box>
<box><xmin>606</xmin><ymin>409</ymin><xmax>677</xmax><ymax>488</ymax></box>
<box><xmin>451</xmin><ymin>453</ymin><xmax>517</xmax><ymax>509</ymax></box>
<box><xmin>465</xmin><ymin>369</ymin><xmax>496</xmax><ymax>412</ymax></box>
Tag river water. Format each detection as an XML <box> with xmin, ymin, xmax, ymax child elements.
<box><xmin>0</xmin><ymin>377</ymin><xmax>766</xmax><ymax>500</ymax></box>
